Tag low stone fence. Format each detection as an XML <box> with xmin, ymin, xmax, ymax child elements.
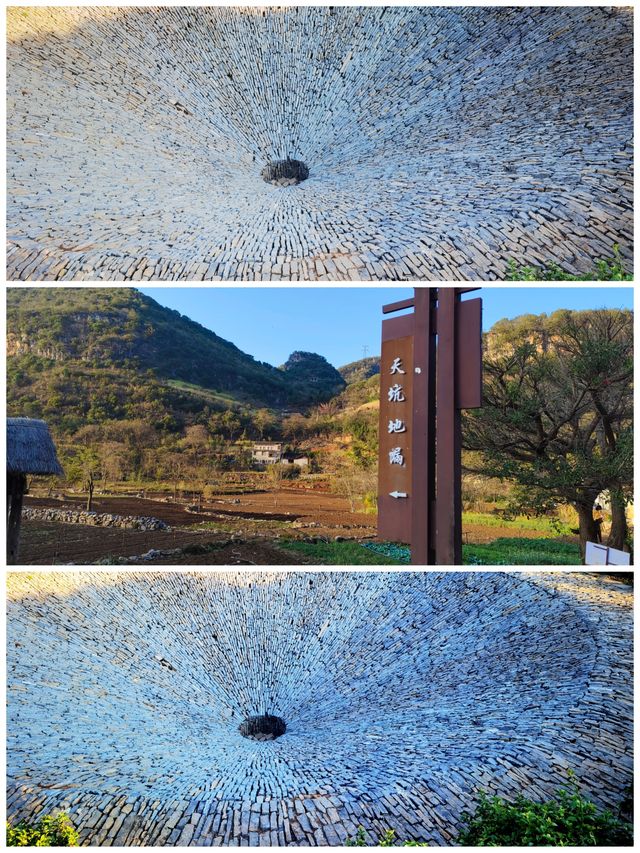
<box><xmin>22</xmin><ymin>507</ymin><xmax>168</xmax><ymax>531</ymax></box>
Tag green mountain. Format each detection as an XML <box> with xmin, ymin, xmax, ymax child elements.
<box><xmin>282</xmin><ymin>351</ymin><xmax>347</xmax><ymax>396</ymax></box>
<box><xmin>338</xmin><ymin>356</ymin><xmax>380</xmax><ymax>384</ymax></box>
<box><xmin>6</xmin><ymin>288</ymin><xmax>345</xmax><ymax>435</ymax></box>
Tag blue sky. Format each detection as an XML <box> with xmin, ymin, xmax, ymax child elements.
<box><xmin>140</xmin><ymin>287</ymin><xmax>633</xmax><ymax>368</ymax></box>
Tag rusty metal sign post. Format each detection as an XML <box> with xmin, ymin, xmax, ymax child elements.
<box><xmin>378</xmin><ymin>287</ymin><xmax>482</xmax><ymax>565</ymax></box>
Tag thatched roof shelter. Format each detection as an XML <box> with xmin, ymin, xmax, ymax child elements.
<box><xmin>7</xmin><ymin>418</ymin><xmax>63</xmax><ymax>563</ymax></box>
<box><xmin>7</xmin><ymin>417</ymin><xmax>63</xmax><ymax>476</ymax></box>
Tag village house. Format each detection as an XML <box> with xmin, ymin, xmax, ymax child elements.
<box><xmin>251</xmin><ymin>441</ymin><xmax>282</xmax><ymax>465</ymax></box>
<box><xmin>282</xmin><ymin>452</ymin><xmax>310</xmax><ymax>469</ymax></box>
<box><xmin>251</xmin><ymin>442</ymin><xmax>310</xmax><ymax>469</ymax></box>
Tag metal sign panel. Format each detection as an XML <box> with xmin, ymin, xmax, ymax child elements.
<box><xmin>378</xmin><ymin>314</ymin><xmax>414</xmax><ymax>544</ymax></box>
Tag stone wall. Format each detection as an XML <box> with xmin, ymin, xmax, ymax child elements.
<box><xmin>22</xmin><ymin>507</ymin><xmax>168</xmax><ymax>531</ymax></box>
<box><xmin>7</xmin><ymin>6</ymin><xmax>633</xmax><ymax>281</ymax></box>
<box><xmin>6</xmin><ymin>571</ymin><xmax>633</xmax><ymax>846</ymax></box>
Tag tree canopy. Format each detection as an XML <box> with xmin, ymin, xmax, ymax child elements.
<box><xmin>463</xmin><ymin>309</ymin><xmax>633</xmax><ymax>557</ymax></box>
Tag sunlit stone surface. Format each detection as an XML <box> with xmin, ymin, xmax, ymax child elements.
<box><xmin>6</xmin><ymin>6</ymin><xmax>633</xmax><ymax>281</ymax></box>
<box><xmin>7</xmin><ymin>571</ymin><xmax>632</xmax><ymax>846</ymax></box>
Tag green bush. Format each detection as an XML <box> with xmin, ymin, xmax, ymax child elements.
<box><xmin>362</xmin><ymin>491</ymin><xmax>378</xmax><ymax>514</ymax></box>
<box><xmin>338</xmin><ymin>779</ymin><xmax>632</xmax><ymax>848</ymax></box>
<box><xmin>458</xmin><ymin>777</ymin><xmax>633</xmax><ymax>846</ymax></box>
<box><xmin>505</xmin><ymin>246</ymin><xmax>632</xmax><ymax>281</ymax></box>
<box><xmin>280</xmin><ymin>464</ymin><xmax>301</xmax><ymax>480</ymax></box>
<box><xmin>7</xmin><ymin>813</ymin><xmax>79</xmax><ymax>847</ymax></box>
<box><xmin>346</xmin><ymin>827</ymin><xmax>426</xmax><ymax>846</ymax></box>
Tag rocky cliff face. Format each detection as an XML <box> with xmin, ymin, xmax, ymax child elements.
<box><xmin>7</xmin><ymin>333</ymin><xmax>65</xmax><ymax>362</ymax></box>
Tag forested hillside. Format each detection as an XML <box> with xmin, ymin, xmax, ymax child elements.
<box><xmin>7</xmin><ymin>289</ymin><xmax>345</xmax><ymax>437</ymax></box>
<box><xmin>339</xmin><ymin>357</ymin><xmax>380</xmax><ymax>384</ymax></box>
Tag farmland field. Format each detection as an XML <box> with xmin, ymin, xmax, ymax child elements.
<box><xmin>18</xmin><ymin>488</ymin><xmax>581</xmax><ymax>565</ymax></box>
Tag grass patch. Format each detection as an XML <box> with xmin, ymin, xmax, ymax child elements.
<box><xmin>464</xmin><ymin>537</ymin><xmax>580</xmax><ymax>565</ymax></box>
<box><xmin>165</xmin><ymin>379</ymin><xmax>248</xmax><ymax>407</ymax></box>
<box><xmin>462</xmin><ymin>511</ymin><xmax>572</xmax><ymax>535</ymax></box>
<box><xmin>282</xmin><ymin>537</ymin><xmax>580</xmax><ymax>565</ymax></box>
<box><xmin>191</xmin><ymin>521</ymin><xmax>240</xmax><ymax>533</ymax></box>
<box><xmin>280</xmin><ymin>539</ymin><xmax>404</xmax><ymax>565</ymax></box>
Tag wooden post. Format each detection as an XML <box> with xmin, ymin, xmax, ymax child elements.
<box><xmin>435</xmin><ymin>290</ymin><xmax>462</xmax><ymax>564</ymax></box>
<box><xmin>7</xmin><ymin>473</ymin><xmax>26</xmax><ymax>564</ymax></box>
<box><xmin>378</xmin><ymin>287</ymin><xmax>481</xmax><ymax>566</ymax></box>
<box><xmin>411</xmin><ymin>288</ymin><xmax>437</xmax><ymax>565</ymax></box>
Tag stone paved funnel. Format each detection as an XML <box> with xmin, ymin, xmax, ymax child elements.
<box><xmin>7</xmin><ymin>7</ymin><xmax>633</xmax><ymax>281</ymax></box>
<box><xmin>7</xmin><ymin>572</ymin><xmax>632</xmax><ymax>846</ymax></box>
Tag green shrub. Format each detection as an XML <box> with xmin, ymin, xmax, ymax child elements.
<box><xmin>362</xmin><ymin>491</ymin><xmax>378</xmax><ymax>514</ymax></box>
<box><xmin>505</xmin><ymin>246</ymin><xmax>632</xmax><ymax>281</ymax></box>
<box><xmin>280</xmin><ymin>465</ymin><xmax>301</xmax><ymax>480</ymax></box>
<box><xmin>458</xmin><ymin>776</ymin><xmax>633</xmax><ymax>846</ymax></box>
<box><xmin>7</xmin><ymin>813</ymin><xmax>79</xmax><ymax>847</ymax></box>
<box><xmin>346</xmin><ymin>827</ymin><xmax>426</xmax><ymax>846</ymax></box>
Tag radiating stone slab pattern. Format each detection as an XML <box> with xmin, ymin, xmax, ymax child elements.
<box><xmin>7</xmin><ymin>571</ymin><xmax>632</xmax><ymax>846</ymax></box>
<box><xmin>6</xmin><ymin>6</ymin><xmax>633</xmax><ymax>281</ymax></box>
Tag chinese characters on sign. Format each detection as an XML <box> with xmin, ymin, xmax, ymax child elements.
<box><xmin>386</xmin><ymin>360</ymin><xmax>406</xmax><ymax>468</ymax></box>
<box><xmin>388</xmin><ymin>418</ymin><xmax>405</xmax><ymax>433</ymax></box>
<box><xmin>378</xmin><ymin>288</ymin><xmax>483</xmax><ymax>562</ymax></box>
<box><xmin>378</xmin><ymin>324</ymin><xmax>414</xmax><ymax>544</ymax></box>
<box><xmin>387</xmin><ymin>383</ymin><xmax>405</xmax><ymax>402</ymax></box>
<box><xmin>389</xmin><ymin>447</ymin><xmax>404</xmax><ymax>465</ymax></box>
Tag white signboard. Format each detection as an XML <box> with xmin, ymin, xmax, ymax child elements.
<box><xmin>585</xmin><ymin>541</ymin><xmax>631</xmax><ymax>566</ymax></box>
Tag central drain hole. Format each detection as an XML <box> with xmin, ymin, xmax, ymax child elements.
<box><xmin>239</xmin><ymin>714</ymin><xmax>287</xmax><ymax>741</ymax></box>
<box><xmin>261</xmin><ymin>158</ymin><xmax>309</xmax><ymax>187</ymax></box>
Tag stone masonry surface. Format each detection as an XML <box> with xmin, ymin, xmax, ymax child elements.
<box><xmin>6</xmin><ymin>6</ymin><xmax>633</xmax><ymax>281</ymax></box>
<box><xmin>21</xmin><ymin>507</ymin><xmax>168</xmax><ymax>531</ymax></box>
<box><xmin>6</xmin><ymin>571</ymin><xmax>632</xmax><ymax>846</ymax></box>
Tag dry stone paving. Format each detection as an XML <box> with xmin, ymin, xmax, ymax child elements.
<box><xmin>6</xmin><ymin>571</ymin><xmax>632</xmax><ymax>846</ymax></box>
<box><xmin>7</xmin><ymin>6</ymin><xmax>633</xmax><ymax>282</ymax></box>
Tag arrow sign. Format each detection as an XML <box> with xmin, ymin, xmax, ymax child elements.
<box><xmin>389</xmin><ymin>491</ymin><xmax>408</xmax><ymax>499</ymax></box>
